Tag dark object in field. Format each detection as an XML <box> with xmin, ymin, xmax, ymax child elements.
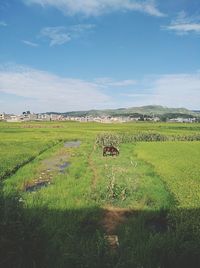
<box><xmin>103</xmin><ymin>146</ymin><xmax>119</xmax><ymax>157</ymax></box>
<box><xmin>25</xmin><ymin>179</ymin><xmax>50</xmax><ymax>193</ymax></box>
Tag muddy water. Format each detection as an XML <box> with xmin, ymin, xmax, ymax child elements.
<box><xmin>42</xmin><ymin>156</ymin><xmax>70</xmax><ymax>174</ymax></box>
<box><xmin>25</xmin><ymin>141</ymin><xmax>81</xmax><ymax>193</ymax></box>
<box><xmin>59</xmin><ymin>162</ymin><xmax>70</xmax><ymax>173</ymax></box>
<box><xmin>64</xmin><ymin>141</ymin><xmax>81</xmax><ymax>148</ymax></box>
<box><xmin>26</xmin><ymin>180</ymin><xmax>50</xmax><ymax>193</ymax></box>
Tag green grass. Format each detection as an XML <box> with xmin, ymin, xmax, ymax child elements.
<box><xmin>135</xmin><ymin>141</ymin><xmax>200</xmax><ymax>208</ymax></box>
<box><xmin>0</xmin><ymin>121</ymin><xmax>200</xmax><ymax>267</ymax></box>
<box><xmin>0</xmin><ymin>140</ymin><xmax>59</xmax><ymax>180</ymax></box>
<box><xmin>91</xmin><ymin>144</ymin><xmax>173</xmax><ymax>210</ymax></box>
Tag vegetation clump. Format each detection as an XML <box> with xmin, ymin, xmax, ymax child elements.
<box><xmin>95</xmin><ymin>132</ymin><xmax>121</xmax><ymax>147</ymax></box>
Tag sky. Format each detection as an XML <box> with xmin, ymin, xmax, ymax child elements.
<box><xmin>0</xmin><ymin>0</ymin><xmax>200</xmax><ymax>113</ymax></box>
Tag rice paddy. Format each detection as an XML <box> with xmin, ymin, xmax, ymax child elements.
<box><xmin>0</xmin><ymin>121</ymin><xmax>200</xmax><ymax>267</ymax></box>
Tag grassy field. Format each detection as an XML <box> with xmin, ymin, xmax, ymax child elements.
<box><xmin>0</xmin><ymin>121</ymin><xmax>200</xmax><ymax>267</ymax></box>
<box><xmin>135</xmin><ymin>142</ymin><xmax>200</xmax><ymax>208</ymax></box>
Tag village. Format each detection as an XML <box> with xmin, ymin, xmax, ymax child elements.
<box><xmin>0</xmin><ymin>111</ymin><xmax>197</xmax><ymax>123</ymax></box>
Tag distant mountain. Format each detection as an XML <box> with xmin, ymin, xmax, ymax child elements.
<box><xmin>48</xmin><ymin>105</ymin><xmax>199</xmax><ymax>118</ymax></box>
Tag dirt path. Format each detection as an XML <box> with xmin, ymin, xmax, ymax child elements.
<box><xmin>100</xmin><ymin>206</ymin><xmax>135</xmax><ymax>249</ymax></box>
<box><xmin>101</xmin><ymin>206</ymin><xmax>135</xmax><ymax>234</ymax></box>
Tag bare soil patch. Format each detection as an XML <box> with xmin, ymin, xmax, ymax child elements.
<box><xmin>101</xmin><ymin>207</ymin><xmax>135</xmax><ymax>250</ymax></box>
<box><xmin>101</xmin><ymin>207</ymin><xmax>135</xmax><ymax>235</ymax></box>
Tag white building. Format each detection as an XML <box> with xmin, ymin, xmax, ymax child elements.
<box><xmin>0</xmin><ymin>113</ymin><xmax>5</xmax><ymax>121</ymax></box>
<box><xmin>37</xmin><ymin>114</ymin><xmax>51</xmax><ymax>121</ymax></box>
<box><xmin>6</xmin><ymin>115</ymin><xmax>21</xmax><ymax>122</ymax></box>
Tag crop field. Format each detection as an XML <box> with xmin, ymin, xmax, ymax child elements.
<box><xmin>135</xmin><ymin>142</ymin><xmax>200</xmax><ymax>208</ymax></box>
<box><xmin>0</xmin><ymin>121</ymin><xmax>200</xmax><ymax>268</ymax></box>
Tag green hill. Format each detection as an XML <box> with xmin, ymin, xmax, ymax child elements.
<box><xmin>52</xmin><ymin>105</ymin><xmax>199</xmax><ymax>118</ymax></box>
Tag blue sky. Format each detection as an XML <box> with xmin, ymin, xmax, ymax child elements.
<box><xmin>0</xmin><ymin>0</ymin><xmax>200</xmax><ymax>113</ymax></box>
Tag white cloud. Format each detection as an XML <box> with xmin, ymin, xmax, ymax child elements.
<box><xmin>1</xmin><ymin>65</ymin><xmax>200</xmax><ymax>113</ymax></box>
<box><xmin>40</xmin><ymin>24</ymin><xmax>95</xmax><ymax>46</ymax></box>
<box><xmin>22</xmin><ymin>40</ymin><xmax>39</xmax><ymax>47</ymax></box>
<box><xmin>110</xmin><ymin>80</ymin><xmax>137</xmax><ymax>87</ymax></box>
<box><xmin>40</xmin><ymin>27</ymin><xmax>71</xmax><ymax>46</ymax></box>
<box><xmin>0</xmin><ymin>21</ymin><xmax>7</xmax><ymax>27</ymax></box>
<box><xmin>95</xmin><ymin>77</ymin><xmax>137</xmax><ymax>87</ymax></box>
<box><xmin>150</xmin><ymin>73</ymin><xmax>200</xmax><ymax>109</ymax></box>
<box><xmin>162</xmin><ymin>11</ymin><xmax>200</xmax><ymax>35</ymax></box>
<box><xmin>123</xmin><ymin>73</ymin><xmax>200</xmax><ymax>109</ymax></box>
<box><xmin>0</xmin><ymin>64</ymin><xmax>110</xmax><ymax>113</ymax></box>
<box><xmin>122</xmin><ymin>93</ymin><xmax>154</xmax><ymax>97</ymax></box>
<box><xmin>23</xmin><ymin>0</ymin><xmax>165</xmax><ymax>17</ymax></box>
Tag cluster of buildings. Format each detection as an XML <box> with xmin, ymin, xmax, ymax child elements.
<box><xmin>168</xmin><ymin>118</ymin><xmax>196</xmax><ymax>123</ymax></box>
<box><xmin>0</xmin><ymin>112</ymin><xmax>157</xmax><ymax>123</ymax></box>
<box><xmin>0</xmin><ymin>111</ymin><xmax>198</xmax><ymax>123</ymax></box>
<box><xmin>65</xmin><ymin>115</ymin><xmax>160</xmax><ymax>123</ymax></box>
<box><xmin>0</xmin><ymin>111</ymin><xmax>64</xmax><ymax>122</ymax></box>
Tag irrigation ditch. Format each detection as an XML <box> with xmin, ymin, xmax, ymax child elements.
<box><xmin>24</xmin><ymin>141</ymin><xmax>81</xmax><ymax>193</ymax></box>
<box><xmin>0</xmin><ymin>141</ymin><xmax>61</xmax><ymax>182</ymax></box>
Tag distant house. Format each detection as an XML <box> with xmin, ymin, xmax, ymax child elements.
<box><xmin>50</xmin><ymin>114</ymin><xmax>63</xmax><ymax>121</ymax></box>
<box><xmin>37</xmin><ymin>114</ymin><xmax>51</xmax><ymax>121</ymax></box>
<box><xmin>6</xmin><ymin>114</ymin><xmax>21</xmax><ymax>122</ymax></box>
<box><xmin>0</xmin><ymin>113</ymin><xmax>5</xmax><ymax>121</ymax></box>
<box><xmin>129</xmin><ymin>117</ymin><xmax>141</xmax><ymax>122</ymax></box>
<box><xmin>30</xmin><ymin>114</ymin><xmax>38</xmax><ymax>121</ymax></box>
<box><xmin>169</xmin><ymin>117</ymin><xmax>196</xmax><ymax>123</ymax></box>
<box><xmin>153</xmin><ymin>117</ymin><xmax>160</xmax><ymax>122</ymax></box>
<box><xmin>20</xmin><ymin>111</ymin><xmax>35</xmax><ymax>121</ymax></box>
